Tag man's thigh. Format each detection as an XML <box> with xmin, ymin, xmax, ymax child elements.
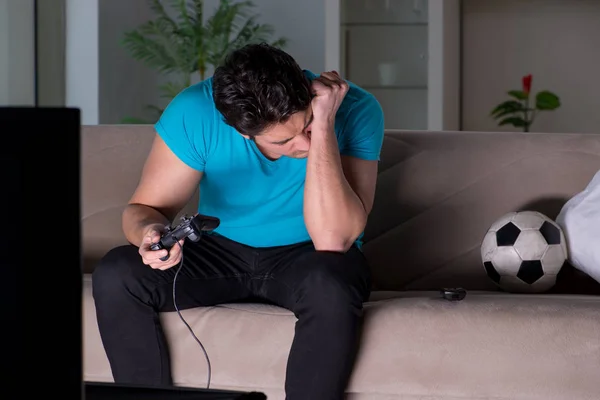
<box><xmin>252</xmin><ymin>243</ymin><xmax>372</xmax><ymax>312</ymax></box>
<box><xmin>93</xmin><ymin>233</ymin><xmax>256</xmax><ymax>312</ymax></box>
<box><xmin>165</xmin><ymin>233</ymin><xmax>260</xmax><ymax>310</ymax></box>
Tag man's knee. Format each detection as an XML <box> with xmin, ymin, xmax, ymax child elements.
<box><xmin>92</xmin><ymin>245</ymin><xmax>139</xmax><ymax>298</ymax></box>
<box><xmin>295</xmin><ymin>251</ymin><xmax>370</xmax><ymax>316</ymax></box>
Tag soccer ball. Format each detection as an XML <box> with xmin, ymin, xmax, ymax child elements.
<box><xmin>481</xmin><ymin>211</ymin><xmax>568</xmax><ymax>293</ymax></box>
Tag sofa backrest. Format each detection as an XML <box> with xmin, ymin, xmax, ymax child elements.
<box><xmin>81</xmin><ymin>125</ymin><xmax>600</xmax><ymax>292</ymax></box>
<box><xmin>360</xmin><ymin>130</ymin><xmax>600</xmax><ymax>292</ymax></box>
<box><xmin>81</xmin><ymin>125</ymin><xmax>200</xmax><ymax>275</ymax></box>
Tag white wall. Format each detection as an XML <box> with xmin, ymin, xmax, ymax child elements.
<box><xmin>37</xmin><ymin>0</ymin><xmax>66</xmax><ymax>107</ymax></box>
<box><xmin>98</xmin><ymin>0</ymin><xmax>166</xmax><ymax>124</ymax></box>
<box><xmin>91</xmin><ymin>0</ymin><xmax>324</xmax><ymax>124</ymax></box>
<box><xmin>0</xmin><ymin>0</ymin><xmax>9</xmax><ymax>105</ymax></box>
<box><xmin>428</xmin><ymin>0</ymin><xmax>460</xmax><ymax>131</ymax></box>
<box><xmin>0</xmin><ymin>0</ymin><xmax>35</xmax><ymax>106</ymax></box>
<box><xmin>66</xmin><ymin>0</ymin><xmax>99</xmax><ymax>124</ymax></box>
<box><xmin>203</xmin><ymin>0</ymin><xmax>325</xmax><ymax>74</ymax></box>
<box><xmin>462</xmin><ymin>0</ymin><xmax>600</xmax><ymax>133</ymax></box>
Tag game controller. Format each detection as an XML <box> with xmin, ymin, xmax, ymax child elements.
<box><xmin>440</xmin><ymin>288</ymin><xmax>467</xmax><ymax>301</ymax></box>
<box><xmin>150</xmin><ymin>213</ymin><xmax>220</xmax><ymax>261</ymax></box>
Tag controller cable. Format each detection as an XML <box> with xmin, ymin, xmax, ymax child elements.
<box><xmin>171</xmin><ymin>240</ymin><xmax>212</xmax><ymax>389</ymax></box>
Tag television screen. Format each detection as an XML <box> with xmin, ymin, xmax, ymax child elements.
<box><xmin>1</xmin><ymin>106</ymin><xmax>82</xmax><ymax>398</ymax></box>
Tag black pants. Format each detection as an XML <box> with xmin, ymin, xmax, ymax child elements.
<box><xmin>92</xmin><ymin>233</ymin><xmax>371</xmax><ymax>400</ymax></box>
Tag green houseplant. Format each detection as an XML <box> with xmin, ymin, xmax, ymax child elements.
<box><xmin>121</xmin><ymin>0</ymin><xmax>287</xmax><ymax>123</ymax></box>
<box><xmin>490</xmin><ymin>74</ymin><xmax>561</xmax><ymax>132</ymax></box>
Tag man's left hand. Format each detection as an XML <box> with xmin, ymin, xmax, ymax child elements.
<box><xmin>311</xmin><ymin>71</ymin><xmax>349</xmax><ymax>127</ymax></box>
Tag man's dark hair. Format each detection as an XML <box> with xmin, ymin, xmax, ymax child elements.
<box><xmin>212</xmin><ymin>42</ymin><xmax>312</xmax><ymax>137</ymax></box>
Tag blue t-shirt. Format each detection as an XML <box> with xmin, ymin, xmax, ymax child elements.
<box><xmin>155</xmin><ymin>70</ymin><xmax>384</xmax><ymax>248</ymax></box>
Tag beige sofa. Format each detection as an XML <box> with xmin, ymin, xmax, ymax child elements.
<box><xmin>81</xmin><ymin>125</ymin><xmax>600</xmax><ymax>400</ymax></box>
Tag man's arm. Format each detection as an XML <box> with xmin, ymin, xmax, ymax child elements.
<box><xmin>304</xmin><ymin>71</ymin><xmax>382</xmax><ymax>252</ymax></box>
<box><xmin>304</xmin><ymin>124</ymin><xmax>378</xmax><ymax>252</ymax></box>
<box><xmin>123</xmin><ymin>134</ymin><xmax>203</xmax><ymax>247</ymax></box>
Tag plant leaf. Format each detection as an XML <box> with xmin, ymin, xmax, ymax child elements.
<box><xmin>536</xmin><ymin>91</ymin><xmax>561</xmax><ymax>110</ymax></box>
<box><xmin>121</xmin><ymin>0</ymin><xmax>286</xmax><ymax>115</ymax></box>
<box><xmin>270</xmin><ymin>37</ymin><xmax>288</xmax><ymax>48</ymax></box>
<box><xmin>145</xmin><ymin>104</ymin><xmax>164</xmax><ymax>117</ymax></box>
<box><xmin>120</xmin><ymin>116</ymin><xmax>151</xmax><ymax>124</ymax></box>
<box><xmin>508</xmin><ymin>90</ymin><xmax>528</xmax><ymax>100</ymax></box>
<box><xmin>205</xmin><ymin>0</ymin><xmax>256</xmax><ymax>65</ymax></box>
<box><xmin>492</xmin><ymin>108</ymin><xmax>521</xmax><ymax>120</ymax></box>
<box><xmin>490</xmin><ymin>100</ymin><xmax>524</xmax><ymax>118</ymax></box>
<box><xmin>147</xmin><ymin>0</ymin><xmax>178</xmax><ymax>32</ymax></box>
<box><xmin>121</xmin><ymin>30</ymin><xmax>179</xmax><ymax>73</ymax></box>
<box><xmin>168</xmin><ymin>0</ymin><xmax>196</xmax><ymax>39</ymax></box>
<box><xmin>498</xmin><ymin>117</ymin><xmax>527</xmax><ymax>127</ymax></box>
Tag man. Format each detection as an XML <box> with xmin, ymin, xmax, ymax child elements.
<box><xmin>92</xmin><ymin>43</ymin><xmax>384</xmax><ymax>400</ymax></box>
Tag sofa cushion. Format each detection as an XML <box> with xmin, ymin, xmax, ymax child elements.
<box><xmin>83</xmin><ymin>275</ymin><xmax>600</xmax><ymax>400</ymax></box>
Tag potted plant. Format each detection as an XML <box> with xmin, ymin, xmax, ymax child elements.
<box><xmin>120</xmin><ymin>0</ymin><xmax>287</xmax><ymax>123</ymax></box>
<box><xmin>490</xmin><ymin>74</ymin><xmax>561</xmax><ymax>132</ymax></box>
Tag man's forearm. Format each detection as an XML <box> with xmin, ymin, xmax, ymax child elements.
<box><xmin>304</xmin><ymin>121</ymin><xmax>367</xmax><ymax>252</ymax></box>
<box><xmin>122</xmin><ymin>204</ymin><xmax>171</xmax><ymax>247</ymax></box>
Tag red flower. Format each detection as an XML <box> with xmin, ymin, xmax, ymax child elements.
<box><xmin>522</xmin><ymin>74</ymin><xmax>532</xmax><ymax>95</ymax></box>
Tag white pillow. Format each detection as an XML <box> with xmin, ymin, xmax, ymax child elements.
<box><xmin>556</xmin><ymin>169</ymin><xmax>600</xmax><ymax>284</ymax></box>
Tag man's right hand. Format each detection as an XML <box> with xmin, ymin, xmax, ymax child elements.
<box><xmin>138</xmin><ymin>224</ymin><xmax>185</xmax><ymax>270</ymax></box>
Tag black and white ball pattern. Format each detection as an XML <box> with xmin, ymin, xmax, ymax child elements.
<box><xmin>481</xmin><ymin>211</ymin><xmax>568</xmax><ymax>293</ymax></box>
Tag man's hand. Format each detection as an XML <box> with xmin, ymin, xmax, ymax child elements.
<box><xmin>311</xmin><ymin>71</ymin><xmax>349</xmax><ymax>126</ymax></box>
<box><xmin>138</xmin><ymin>223</ymin><xmax>185</xmax><ymax>270</ymax></box>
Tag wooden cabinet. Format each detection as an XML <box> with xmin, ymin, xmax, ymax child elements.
<box><xmin>325</xmin><ymin>0</ymin><xmax>461</xmax><ymax>131</ymax></box>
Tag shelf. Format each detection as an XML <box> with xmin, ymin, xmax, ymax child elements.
<box><xmin>340</xmin><ymin>0</ymin><xmax>429</xmax><ymax>26</ymax></box>
<box><xmin>368</xmin><ymin>87</ymin><xmax>428</xmax><ymax>130</ymax></box>
<box><xmin>360</xmin><ymin>85</ymin><xmax>427</xmax><ymax>90</ymax></box>
<box><xmin>330</xmin><ymin>0</ymin><xmax>461</xmax><ymax>131</ymax></box>
<box><xmin>342</xmin><ymin>22</ymin><xmax>427</xmax><ymax>27</ymax></box>
<box><xmin>342</xmin><ymin>24</ymin><xmax>428</xmax><ymax>88</ymax></box>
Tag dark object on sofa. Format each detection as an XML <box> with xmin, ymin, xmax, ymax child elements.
<box><xmin>84</xmin><ymin>381</ymin><xmax>266</xmax><ymax>399</ymax></box>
